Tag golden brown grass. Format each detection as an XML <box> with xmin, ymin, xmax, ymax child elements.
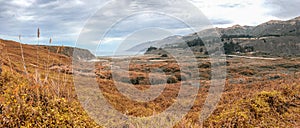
<box><xmin>0</xmin><ymin>38</ymin><xmax>299</xmax><ymax>127</ymax></box>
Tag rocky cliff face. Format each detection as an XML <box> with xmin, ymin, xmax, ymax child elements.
<box><xmin>43</xmin><ymin>46</ymin><xmax>95</xmax><ymax>60</ymax></box>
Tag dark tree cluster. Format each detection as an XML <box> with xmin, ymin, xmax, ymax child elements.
<box><xmin>186</xmin><ymin>38</ymin><xmax>205</xmax><ymax>47</ymax></box>
<box><xmin>221</xmin><ymin>34</ymin><xmax>253</xmax><ymax>39</ymax></box>
<box><xmin>223</xmin><ymin>41</ymin><xmax>254</xmax><ymax>54</ymax></box>
<box><xmin>146</xmin><ymin>46</ymin><xmax>158</xmax><ymax>53</ymax></box>
<box><xmin>224</xmin><ymin>42</ymin><xmax>241</xmax><ymax>54</ymax></box>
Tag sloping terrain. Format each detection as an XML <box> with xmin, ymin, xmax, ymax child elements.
<box><xmin>94</xmin><ymin>54</ymin><xmax>300</xmax><ymax>127</ymax></box>
<box><xmin>130</xmin><ymin>16</ymin><xmax>300</xmax><ymax>56</ymax></box>
<box><xmin>0</xmin><ymin>36</ymin><xmax>299</xmax><ymax>127</ymax></box>
<box><xmin>0</xmin><ymin>39</ymin><xmax>100</xmax><ymax>127</ymax></box>
<box><xmin>0</xmin><ymin>39</ymin><xmax>70</xmax><ymax>74</ymax></box>
<box><xmin>0</xmin><ymin>39</ymin><xmax>95</xmax><ymax>74</ymax></box>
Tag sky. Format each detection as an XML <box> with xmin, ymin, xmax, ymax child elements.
<box><xmin>0</xmin><ymin>0</ymin><xmax>299</xmax><ymax>56</ymax></box>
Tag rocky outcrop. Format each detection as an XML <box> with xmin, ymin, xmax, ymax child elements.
<box><xmin>44</xmin><ymin>46</ymin><xmax>95</xmax><ymax>60</ymax></box>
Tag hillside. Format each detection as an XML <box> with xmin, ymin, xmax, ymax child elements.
<box><xmin>131</xmin><ymin>16</ymin><xmax>300</xmax><ymax>56</ymax></box>
<box><xmin>0</xmin><ymin>39</ymin><xmax>94</xmax><ymax>68</ymax></box>
<box><xmin>0</xmin><ymin>39</ymin><xmax>100</xmax><ymax>127</ymax></box>
<box><xmin>0</xmin><ymin>39</ymin><xmax>71</xmax><ymax>74</ymax></box>
<box><xmin>45</xmin><ymin>45</ymin><xmax>95</xmax><ymax>60</ymax></box>
<box><xmin>0</xmin><ymin>35</ymin><xmax>300</xmax><ymax>127</ymax></box>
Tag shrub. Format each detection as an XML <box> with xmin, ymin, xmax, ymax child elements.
<box><xmin>198</xmin><ymin>62</ymin><xmax>211</xmax><ymax>69</ymax></box>
<box><xmin>207</xmin><ymin>88</ymin><xmax>300</xmax><ymax>127</ymax></box>
<box><xmin>0</xmin><ymin>71</ymin><xmax>100</xmax><ymax>127</ymax></box>
<box><xmin>174</xmin><ymin>73</ymin><xmax>187</xmax><ymax>81</ymax></box>
<box><xmin>161</xmin><ymin>54</ymin><xmax>168</xmax><ymax>57</ymax></box>
<box><xmin>146</xmin><ymin>46</ymin><xmax>157</xmax><ymax>53</ymax></box>
<box><xmin>167</xmin><ymin>76</ymin><xmax>178</xmax><ymax>84</ymax></box>
<box><xmin>239</xmin><ymin>69</ymin><xmax>255</xmax><ymax>76</ymax></box>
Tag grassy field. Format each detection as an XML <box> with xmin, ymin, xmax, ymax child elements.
<box><xmin>0</xmin><ymin>39</ymin><xmax>299</xmax><ymax>127</ymax></box>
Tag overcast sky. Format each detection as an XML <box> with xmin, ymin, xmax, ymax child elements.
<box><xmin>0</xmin><ymin>0</ymin><xmax>299</xmax><ymax>56</ymax></box>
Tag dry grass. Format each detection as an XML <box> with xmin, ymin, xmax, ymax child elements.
<box><xmin>0</xmin><ymin>38</ymin><xmax>299</xmax><ymax>127</ymax></box>
<box><xmin>0</xmin><ymin>39</ymin><xmax>100</xmax><ymax>127</ymax></box>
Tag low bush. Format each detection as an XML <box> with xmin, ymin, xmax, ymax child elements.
<box><xmin>206</xmin><ymin>84</ymin><xmax>300</xmax><ymax>127</ymax></box>
<box><xmin>167</xmin><ymin>76</ymin><xmax>178</xmax><ymax>84</ymax></box>
<box><xmin>0</xmin><ymin>71</ymin><xmax>100</xmax><ymax>127</ymax></box>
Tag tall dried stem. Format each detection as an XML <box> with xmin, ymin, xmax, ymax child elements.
<box><xmin>18</xmin><ymin>35</ymin><xmax>28</xmax><ymax>75</ymax></box>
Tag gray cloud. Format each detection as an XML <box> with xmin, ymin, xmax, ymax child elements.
<box><xmin>0</xmin><ymin>0</ymin><xmax>214</xmax><ymax>49</ymax></box>
<box><xmin>265</xmin><ymin>0</ymin><xmax>300</xmax><ymax>19</ymax></box>
<box><xmin>218</xmin><ymin>3</ymin><xmax>243</xmax><ymax>8</ymax></box>
<box><xmin>75</xmin><ymin>0</ymin><xmax>214</xmax><ymax>51</ymax></box>
<box><xmin>0</xmin><ymin>0</ymin><xmax>103</xmax><ymax>44</ymax></box>
<box><xmin>210</xmin><ymin>19</ymin><xmax>233</xmax><ymax>25</ymax></box>
<box><xmin>3</xmin><ymin>0</ymin><xmax>285</xmax><ymax>55</ymax></box>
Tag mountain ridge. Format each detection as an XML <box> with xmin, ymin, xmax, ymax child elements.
<box><xmin>128</xmin><ymin>16</ymin><xmax>300</xmax><ymax>56</ymax></box>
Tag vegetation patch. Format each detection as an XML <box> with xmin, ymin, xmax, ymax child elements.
<box><xmin>206</xmin><ymin>85</ymin><xmax>300</xmax><ymax>127</ymax></box>
<box><xmin>0</xmin><ymin>71</ymin><xmax>100</xmax><ymax>128</ymax></box>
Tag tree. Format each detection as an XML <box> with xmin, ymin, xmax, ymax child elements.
<box><xmin>186</xmin><ymin>38</ymin><xmax>204</xmax><ymax>47</ymax></box>
<box><xmin>199</xmin><ymin>48</ymin><xmax>203</xmax><ymax>52</ymax></box>
<box><xmin>146</xmin><ymin>46</ymin><xmax>157</xmax><ymax>52</ymax></box>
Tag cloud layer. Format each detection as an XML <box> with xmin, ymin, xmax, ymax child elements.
<box><xmin>0</xmin><ymin>0</ymin><xmax>103</xmax><ymax>45</ymax></box>
<box><xmin>0</xmin><ymin>0</ymin><xmax>299</xmax><ymax>55</ymax></box>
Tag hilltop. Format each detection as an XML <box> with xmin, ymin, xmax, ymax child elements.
<box><xmin>0</xmin><ymin>39</ymin><xmax>69</xmax><ymax>74</ymax></box>
<box><xmin>130</xmin><ymin>16</ymin><xmax>300</xmax><ymax>57</ymax></box>
<box><xmin>0</xmin><ymin>38</ymin><xmax>96</xmax><ymax>76</ymax></box>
